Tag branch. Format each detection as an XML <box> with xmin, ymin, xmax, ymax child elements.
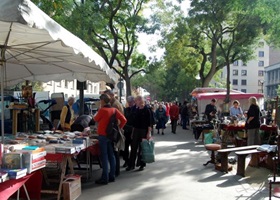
<box><xmin>129</xmin><ymin>69</ymin><xmax>147</xmax><ymax>79</ymax></box>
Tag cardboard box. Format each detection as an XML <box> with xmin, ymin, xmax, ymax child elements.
<box><xmin>63</xmin><ymin>175</ymin><xmax>81</xmax><ymax>200</ymax></box>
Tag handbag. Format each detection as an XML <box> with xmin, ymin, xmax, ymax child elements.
<box><xmin>106</xmin><ymin>109</ymin><xmax>120</xmax><ymax>142</ymax></box>
<box><xmin>141</xmin><ymin>139</ymin><xmax>155</xmax><ymax>163</ymax></box>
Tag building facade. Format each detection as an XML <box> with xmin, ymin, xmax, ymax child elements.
<box><xmin>43</xmin><ymin>80</ymin><xmax>106</xmax><ymax>99</ymax></box>
<box><xmin>265</xmin><ymin>62</ymin><xmax>280</xmax><ymax>99</ymax></box>
<box><xmin>220</xmin><ymin>40</ymin><xmax>270</xmax><ymax>94</ymax></box>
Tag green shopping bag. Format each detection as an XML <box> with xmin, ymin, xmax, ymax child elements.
<box><xmin>141</xmin><ymin>139</ymin><xmax>155</xmax><ymax>163</ymax></box>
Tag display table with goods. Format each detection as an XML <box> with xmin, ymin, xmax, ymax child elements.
<box><xmin>0</xmin><ymin>129</ymin><xmax>98</xmax><ymax>200</ymax></box>
<box><xmin>0</xmin><ymin>144</ymin><xmax>46</xmax><ymax>200</ymax></box>
<box><xmin>191</xmin><ymin>119</ymin><xmax>214</xmax><ymax>141</ymax></box>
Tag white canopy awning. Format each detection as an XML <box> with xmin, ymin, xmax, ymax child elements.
<box><xmin>0</xmin><ymin>0</ymin><xmax>116</xmax><ymax>86</ymax></box>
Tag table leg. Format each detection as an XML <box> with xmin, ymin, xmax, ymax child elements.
<box><xmin>236</xmin><ymin>154</ymin><xmax>248</xmax><ymax>177</ymax></box>
<box><xmin>67</xmin><ymin>155</ymin><xmax>74</xmax><ymax>175</ymax></box>
<box><xmin>23</xmin><ymin>184</ymin><xmax>30</xmax><ymax>200</ymax></box>
<box><xmin>57</xmin><ymin>155</ymin><xmax>68</xmax><ymax>200</ymax></box>
<box><xmin>220</xmin><ymin>152</ymin><xmax>229</xmax><ymax>173</ymax></box>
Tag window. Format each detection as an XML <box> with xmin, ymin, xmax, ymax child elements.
<box><xmin>232</xmin><ymin>79</ymin><xmax>238</xmax><ymax>85</ymax></box>
<box><xmin>64</xmin><ymin>80</ymin><xmax>68</xmax><ymax>88</ymax></box>
<box><xmin>70</xmin><ymin>81</ymin><xmax>74</xmax><ymax>89</ymax></box>
<box><xmin>258</xmin><ymin>89</ymin><xmax>263</xmax><ymax>94</ymax></box>
<box><xmin>258</xmin><ymin>80</ymin><xmax>264</xmax><ymax>86</ymax></box>
<box><xmin>258</xmin><ymin>61</ymin><xmax>264</xmax><ymax>66</ymax></box>
<box><xmin>258</xmin><ymin>70</ymin><xmax>264</xmax><ymax>76</ymax></box>
<box><xmin>47</xmin><ymin>81</ymin><xmax>52</xmax><ymax>86</ymax></box>
<box><xmin>259</xmin><ymin>41</ymin><xmax>264</xmax><ymax>47</ymax></box>
<box><xmin>241</xmin><ymin>79</ymin><xmax>247</xmax><ymax>85</ymax></box>
<box><xmin>57</xmin><ymin>81</ymin><xmax>61</xmax><ymax>87</ymax></box>
<box><xmin>242</xmin><ymin>61</ymin><xmax>247</xmax><ymax>66</ymax></box>
<box><xmin>258</xmin><ymin>51</ymin><xmax>264</xmax><ymax>57</ymax></box>
<box><xmin>241</xmin><ymin>70</ymin><xmax>247</xmax><ymax>76</ymax></box>
<box><xmin>233</xmin><ymin>61</ymin><xmax>239</xmax><ymax>66</ymax></box>
<box><xmin>241</xmin><ymin>89</ymin><xmax>247</xmax><ymax>93</ymax></box>
<box><xmin>233</xmin><ymin>70</ymin><xmax>238</xmax><ymax>76</ymax></box>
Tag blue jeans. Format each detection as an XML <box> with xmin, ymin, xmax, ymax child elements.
<box><xmin>98</xmin><ymin>135</ymin><xmax>116</xmax><ymax>181</ymax></box>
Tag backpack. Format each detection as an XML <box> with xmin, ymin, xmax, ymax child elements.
<box><xmin>106</xmin><ymin>109</ymin><xmax>120</xmax><ymax>142</ymax></box>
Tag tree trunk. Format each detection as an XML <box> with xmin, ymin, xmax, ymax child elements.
<box><xmin>225</xmin><ymin>62</ymin><xmax>231</xmax><ymax>103</ymax></box>
<box><xmin>125</xmin><ymin>76</ymin><xmax>132</xmax><ymax>97</ymax></box>
<box><xmin>201</xmin><ymin>39</ymin><xmax>218</xmax><ymax>87</ymax></box>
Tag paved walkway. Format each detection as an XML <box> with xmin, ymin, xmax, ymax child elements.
<box><xmin>78</xmin><ymin>124</ymin><xmax>272</xmax><ymax>200</ymax></box>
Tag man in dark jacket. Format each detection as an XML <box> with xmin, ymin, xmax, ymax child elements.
<box><xmin>181</xmin><ymin>101</ymin><xmax>189</xmax><ymax>130</ymax></box>
<box><xmin>71</xmin><ymin>115</ymin><xmax>95</xmax><ymax>132</ymax></box>
<box><xmin>122</xmin><ymin>96</ymin><xmax>136</xmax><ymax>167</ymax></box>
<box><xmin>204</xmin><ymin>98</ymin><xmax>217</xmax><ymax>122</ymax></box>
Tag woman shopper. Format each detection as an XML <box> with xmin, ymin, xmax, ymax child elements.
<box><xmin>230</xmin><ymin>100</ymin><xmax>243</xmax><ymax>118</ymax></box>
<box><xmin>245</xmin><ymin>96</ymin><xmax>261</xmax><ymax>145</ymax></box>
<box><xmin>155</xmin><ymin>104</ymin><xmax>166</xmax><ymax>135</ymax></box>
<box><xmin>126</xmin><ymin>95</ymin><xmax>152</xmax><ymax>171</ymax></box>
<box><xmin>93</xmin><ymin>94</ymin><xmax>127</xmax><ymax>184</ymax></box>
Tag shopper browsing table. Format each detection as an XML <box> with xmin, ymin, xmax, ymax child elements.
<box><xmin>245</xmin><ymin>96</ymin><xmax>261</xmax><ymax>145</ymax></box>
<box><xmin>93</xmin><ymin>94</ymin><xmax>127</xmax><ymax>185</ymax></box>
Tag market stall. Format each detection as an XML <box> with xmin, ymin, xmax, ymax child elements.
<box><xmin>194</xmin><ymin>91</ymin><xmax>264</xmax><ymax>117</ymax></box>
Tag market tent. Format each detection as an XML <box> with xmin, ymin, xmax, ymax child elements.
<box><xmin>0</xmin><ymin>0</ymin><xmax>116</xmax><ymax>86</ymax></box>
<box><xmin>194</xmin><ymin>92</ymin><xmax>264</xmax><ymax>115</ymax></box>
<box><xmin>0</xmin><ymin>0</ymin><xmax>117</xmax><ymax>140</ymax></box>
<box><xmin>190</xmin><ymin>87</ymin><xmax>243</xmax><ymax>97</ymax></box>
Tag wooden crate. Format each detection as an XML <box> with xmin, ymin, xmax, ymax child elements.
<box><xmin>62</xmin><ymin>175</ymin><xmax>81</xmax><ymax>200</ymax></box>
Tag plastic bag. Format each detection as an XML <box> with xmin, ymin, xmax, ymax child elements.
<box><xmin>141</xmin><ymin>139</ymin><xmax>155</xmax><ymax>163</ymax></box>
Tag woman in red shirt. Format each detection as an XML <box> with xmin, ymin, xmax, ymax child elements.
<box><xmin>94</xmin><ymin>94</ymin><xmax>127</xmax><ymax>184</ymax></box>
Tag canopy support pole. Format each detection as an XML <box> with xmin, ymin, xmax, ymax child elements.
<box><xmin>1</xmin><ymin>55</ymin><xmax>5</xmax><ymax>144</ymax></box>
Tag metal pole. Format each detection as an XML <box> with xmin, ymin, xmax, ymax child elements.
<box><xmin>1</xmin><ymin>62</ymin><xmax>4</xmax><ymax>143</ymax></box>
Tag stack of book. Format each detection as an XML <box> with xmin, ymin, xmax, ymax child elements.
<box><xmin>0</xmin><ymin>171</ymin><xmax>9</xmax><ymax>182</ymax></box>
<box><xmin>1</xmin><ymin>168</ymin><xmax>27</xmax><ymax>179</ymax></box>
<box><xmin>16</xmin><ymin>146</ymin><xmax>46</xmax><ymax>173</ymax></box>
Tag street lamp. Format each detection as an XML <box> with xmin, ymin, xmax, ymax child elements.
<box><xmin>117</xmin><ymin>78</ymin><xmax>124</xmax><ymax>103</ymax></box>
<box><xmin>259</xmin><ymin>80</ymin><xmax>264</xmax><ymax>94</ymax></box>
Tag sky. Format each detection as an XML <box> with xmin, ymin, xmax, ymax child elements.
<box><xmin>137</xmin><ymin>0</ymin><xmax>191</xmax><ymax>60</ymax></box>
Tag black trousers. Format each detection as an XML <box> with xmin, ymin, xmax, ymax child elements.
<box><xmin>123</xmin><ymin>127</ymin><xmax>132</xmax><ymax>163</ymax></box>
<box><xmin>171</xmin><ymin>119</ymin><xmax>178</xmax><ymax>133</ymax></box>
<box><xmin>129</xmin><ymin>128</ymin><xmax>147</xmax><ymax>168</ymax></box>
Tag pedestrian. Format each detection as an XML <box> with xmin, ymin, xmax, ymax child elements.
<box><xmin>93</xmin><ymin>94</ymin><xmax>127</xmax><ymax>185</ymax></box>
<box><xmin>169</xmin><ymin>102</ymin><xmax>179</xmax><ymax>134</ymax></box>
<box><xmin>58</xmin><ymin>96</ymin><xmax>75</xmax><ymax>131</ymax></box>
<box><xmin>104</xmin><ymin>89</ymin><xmax>124</xmax><ymax>177</ymax></box>
<box><xmin>155</xmin><ymin>104</ymin><xmax>167</xmax><ymax>135</ymax></box>
<box><xmin>245</xmin><ymin>96</ymin><xmax>261</xmax><ymax>145</ymax></box>
<box><xmin>126</xmin><ymin>95</ymin><xmax>152</xmax><ymax>171</ymax></box>
<box><xmin>204</xmin><ymin>98</ymin><xmax>217</xmax><ymax>122</ymax></box>
<box><xmin>181</xmin><ymin>101</ymin><xmax>189</xmax><ymax>130</ymax></box>
<box><xmin>122</xmin><ymin>96</ymin><xmax>136</xmax><ymax>168</ymax></box>
<box><xmin>165</xmin><ymin>102</ymin><xmax>170</xmax><ymax>123</ymax></box>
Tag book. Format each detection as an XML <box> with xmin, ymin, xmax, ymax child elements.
<box><xmin>22</xmin><ymin>146</ymin><xmax>39</xmax><ymax>150</ymax></box>
<box><xmin>55</xmin><ymin>145</ymin><xmax>76</xmax><ymax>154</ymax></box>
<box><xmin>16</xmin><ymin>147</ymin><xmax>45</xmax><ymax>154</ymax></box>
<box><xmin>3</xmin><ymin>153</ymin><xmax>23</xmax><ymax>169</ymax></box>
<box><xmin>28</xmin><ymin>159</ymin><xmax>46</xmax><ymax>173</ymax></box>
<box><xmin>0</xmin><ymin>176</ymin><xmax>9</xmax><ymax>183</ymax></box>
<box><xmin>9</xmin><ymin>173</ymin><xmax>26</xmax><ymax>179</ymax></box>
<box><xmin>0</xmin><ymin>171</ymin><xmax>8</xmax><ymax>179</ymax></box>
<box><xmin>1</xmin><ymin>168</ymin><xmax>27</xmax><ymax>177</ymax></box>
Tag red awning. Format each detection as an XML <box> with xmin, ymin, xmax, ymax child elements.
<box><xmin>196</xmin><ymin>92</ymin><xmax>264</xmax><ymax>100</ymax></box>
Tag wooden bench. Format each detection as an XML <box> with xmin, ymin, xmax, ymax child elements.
<box><xmin>217</xmin><ymin>145</ymin><xmax>260</xmax><ymax>173</ymax></box>
<box><xmin>235</xmin><ymin>149</ymin><xmax>263</xmax><ymax>177</ymax></box>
